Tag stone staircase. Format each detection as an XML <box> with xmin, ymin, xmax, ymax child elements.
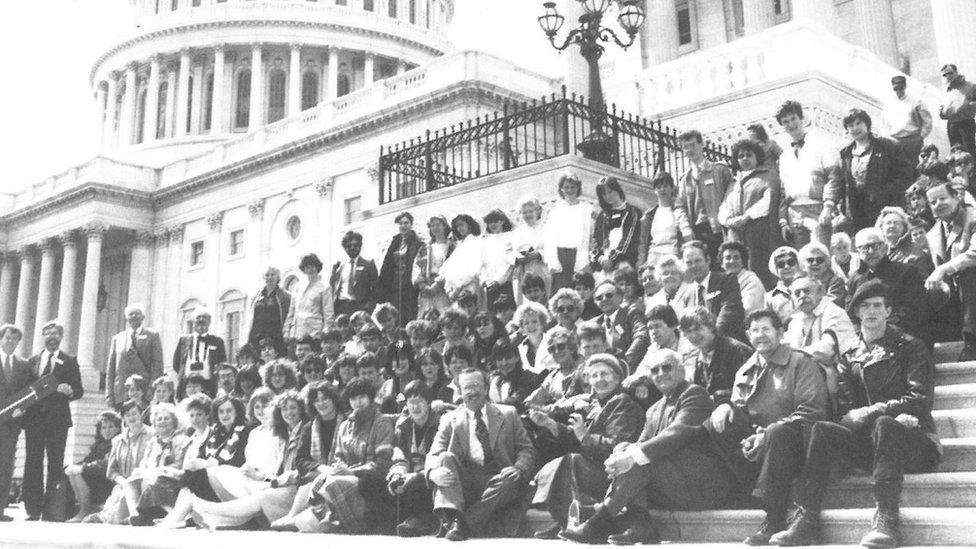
<box><xmin>525</xmin><ymin>342</ymin><xmax>976</xmax><ymax>545</ymax></box>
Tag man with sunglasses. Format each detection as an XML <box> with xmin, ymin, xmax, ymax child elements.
<box><xmin>783</xmin><ymin>276</ymin><xmax>857</xmax><ymax>372</ymax></box>
<box><xmin>592</xmin><ymin>281</ymin><xmax>649</xmax><ymax>373</ymax></box>
<box><xmin>561</xmin><ymin>349</ymin><xmax>736</xmax><ymax>545</ymax></box>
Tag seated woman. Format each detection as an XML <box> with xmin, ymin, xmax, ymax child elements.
<box><xmin>151</xmin><ymin>377</ymin><xmax>176</xmax><ymax>407</ymax></box>
<box><xmin>404</xmin><ymin>320</ymin><xmax>435</xmax><ymax>353</ymax></box>
<box><xmin>416</xmin><ymin>348</ymin><xmax>454</xmax><ymax>406</ymax></box>
<box><xmin>799</xmin><ymin>242</ymin><xmax>847</xmax><ymax>307</ymax></box>
<box><xmin>525</xmin><ymin>327</ymin><xmax>585</xmax><ymax>412</ymax></box>
<box><xmin>488</xmin><ymin>340</ymin><xmax>540</xmax><ymax>413</ymax></box>
<box><xmin>513</xmin><ymin>301</ymin><xmax>551</xmax><ymax>375</ymax></box>
<box><xmin>182</xmin><ymin>394</ymin><xmax>213</xmax><ymax>459</ymax></box>
<box><xmin>613</xmin><ymin>266</ymin><xmax>646</xmax><ymax>314</ymax></box>
<box><xmin>263</xmin><ymin>360</ymin><xmax>299</xmax><ymax>395</ymax></box>
<box><xmin>123</xmin><ymin>374</ymin><xmax>151</xmax><ymax>423</ymax></box>
<box><xmin>286</xmin><ymin>378</ymin><xmax>396</xmax><ymax>534</ymax></box>
<box><xmin>644</xmin><ymin>254</ymin><xmax>696</xmax><ymax>314</ymax></box>
<box><xmin>378</xmin><ymin>342</ymin><xmax>419</xmax><ymax>414</ymax></box>
<box><xmin>66</xmin><ymin>411</ymin><xmax>122</xmax><ymax>522</ymax></box>
<box><xmin>529</xmin><ymin>354</ymin><xmax>643</xmax><ymax>539</ymax></box>
<box><xmin>161</xmin><ymin>392</ymin><xmax>309</xmax><ymax>530</ymax></box>
<box><xmin>235</xmin><ymin>366</ymin><xmax>262</xmax><ymax>404</ymax></box>
<box><xmin>875</xmin><ymin>205</ymin><xmax>935</xmax><ymax>277</ymax></box>
<box><xmin>124</xmin><ymin>403</ymin><xmax>192</xmax><ymax>526</ymax></box>
<box><xmin>830</xmin><ymin>232</ymin><xmax>860</xmax><ymax>281</ymax></box>
<box><xmin>90</xmin><ymin>400</ymin><xmax>153</xmax><ymax>524</ymax></box>
<box><xmin>472</xmin><ymin>311</ymin><xmax>508</xmax><ymax>371</ymax></box>
<box><xmin>386</xmin><ymin>381</ymin><xmax>442</xmax><ymax>537</ymax></box>
<box><xmin>719</xmin><ymin>241</ymin><xmax>766</xmax><ymax>315</ymax></box>
<box><xmin>765</xmin><ymin>246</ymin><xmax>801</xmax><ymax>325</ymax></box>
<box><xmin>327</xmin><ymin>353</ymin><xmax>358</xmax><ymax>396</ymax></box>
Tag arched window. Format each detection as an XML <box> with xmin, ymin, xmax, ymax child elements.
<box><xmin>301</xmin><ymin>72</ymin><xmax>319</xmax><ymax>111</ymax></box>
<box><xmin>235</xmin><ymin>70</ymin><xmax>251</xmax><ymax>128</ymax></box>
<box><xmin>135</xmin><ymin>88</ymin><xmax>147</xmax><ymax>144</ymax></box>
<box><xmin>267</xmin><ymin>68</ymin><xmax>286</xmax><ymax>123</ymax></box>
<box><xmin>363</xmin><ymin>0</ymin><xmax>374</xmax><ymax>10</ymax></box>
<box><xmin>337</xmin><ymin>73</ymin><xmax>350</xmax><ymax>97</ymax></box>
<box><xmin>203</xmin><ymin>72</ymin><xmax>214</xmax><ymax>131</ymax></box>
<box><xmin>409</xmin><ymin>0</ymin><xmax>416</xmax><ymax>23</ymax></box>
<box><xmin>388</xmin><ymin>0</ymin><xmax>397</xmax><ymax>17</ymax></box>
<box><xmin>156</xmin><ymin>81</ymin><xmax>168</xmax><ymax>139</ymax></box>
<box><xmin>186</xmin><ymin>75</ymin><xmax>194</xmax><ymax>134</ymax></box>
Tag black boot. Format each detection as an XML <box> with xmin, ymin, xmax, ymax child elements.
<box><xmin>744</xmin><ymin>511</ymin><xmax>787</xmax><ymax>546</ymax></box>
<box><xmin>769</xmin><ymin>506</ymin><xmax>821</xmax><ymax>546</ymax></box>
<box><xmin>607</xmin><ymin>507</ymin><xmax>660</xmax><ymax>545</ymax></box>
<box><xmin>559</xmin><ymin>504</ymin><xmax>615</xmax><ymax>544</ymax></box>
<box><xmin>860</xmin><ymin>483</ymin><xmax>901</xmax><ymax>549</ymax></box>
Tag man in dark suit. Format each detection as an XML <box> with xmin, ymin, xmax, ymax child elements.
<box><xmin>23</xmin><ymin>320</ymin><xmax>83</xmax><ymax>520</ymax></box>
<box><xmin>172</xmin><ymin>308</ymin><xmax>226</xmax><ymax>397</ymax></box>
<box><xmin>678</xmin><ymin>307</ymin><xmax>753</xmax><ymax>404</ymax></box>
<box><xmin>330</xmin><ymin>230</ymin><xmax>379</xmax><ymax>316</ymax></box>
<box><xmin>105</xmin><ymin>303</ymin><xmax>164</xmax><ymax>407</ymax></box>
<box><xmin>0</xmin><ymin>324</ymin><xmax>33</xmax><ymax>521</ymax></box>
<box><xmin>681</xmin><ymin>240</ymin><xmax>746</xmax><ymax>341</ymax></box>
<box><xmin>592</xmin><ymin>281</ymin><xmax>649</xmax><ymax>372</ymax></box>
<box><xmin>425</xmin><ymin>368</ymin><xmax>536</xmax><ymax>541</ymax></box>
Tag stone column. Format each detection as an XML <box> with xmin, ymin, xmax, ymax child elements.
<box><xmin>364</xmin><ymin>52</ymin><xmax>375</xmax><ymax>87</ymax></box>
<box><xmin>206</xmin><ymin>213</ymin><xmax>223</xmax><ymax>313</ymax></box>
<box><xmin>288</xmin><ymin>43</ymin><xmax>302</xmax><ymax>116</ymax></box>
<box><xmin>14</xmin><ymin>247</ymin><xmax>36</xmax><ymax>355</ymax></box>
<box><xmin>791</xmin><ymin>0</ymin><xmax>834</xmax><ymax>30</ymax></box>
<box><xmin>640</xmin><ymin>0</ymin><xmax>679</xmax><ymax>69</ymax></box>
<box><xmin>0</xmin><ymin>253</ymin><xmax>14</xmax><ymax>325</ymax></box>
<box><xmin>211</xmin><ymin>45</ymin><xmax>226</xmax><ymax>134</ymax></box>
<box><xmin>855</xmin><ymin>0</ymin><xmax>898</xmax><ymax>67</ymax></box>
<box><xmin>175</xmin><ymin>49</ymin><xmax>192</xmax><ymax>137</ymax></box>
<box><xmin>144</xmin><ymin>55</ymin><xmax>162</xmax><ymax>143</ymax></box>
<box><xmin>190</xmin><ymin>59</ymin><xmax>205</xmax><ymax>135</ymax></box>
<box><xmin>128</xmin><ymin>231</ymin><xmax>154</xmax><ymax>314</ymax></box>
<box><xmin>164</xmin><ymin>226</ymin><xmax>185</xmax><ymax>348</ymax></box>
<box><xmin>95</xmin><ymin>83</ymin><xmax>108</xmax><ymax>151</ymax></box>
<box><xmin>32</xmin><ymin>239</ymin><xmax>58</xmax><ymax>352</ymax></box>
<box><xmin>930</xmin><ymin>0</ymin><xmax>976</xmax><ymax>77</ymax></box>
<box><xmin>742</xmin><ymin>0</ymin><xmax>776</xmax><ymax>35</ymax></box>
<box><xmin>164</xmin><ymin>64</ymin><xmax>178</xmax><ymax>138</ymax></box>
<box><xmin>118</xmin><ymin>64</ymin><xmax>138</xmax><ymax>147</ymax></box>
<box><xmin>77</xmin><ymin>224</ymin><xmax>107</xmax><ymax>378</ymax></box>
<box><xmin>149</xmin><ymin>230</ymin><xmax>169</xmax><ymax>334</ymax></box>
<box><xmin>249</xmin><ymin>43</ymin><xmax>264</xmax><ymax>130</ymax></box>
<box><xmin>327</xmin><ymin>47</ymin><xmax>339</xmax><ymax>101</ymax></box>
<box><xmin>56</xmin><ymin>232</ymin><xmax>79</xmax><ymax>354</ymax></box>
<box><xmin>103</xmin><ymin>73</ymin><xmax>119</xmax><ymax>150</ymax></box>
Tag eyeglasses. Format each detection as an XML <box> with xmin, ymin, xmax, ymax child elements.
<box><xmin>303</xmin><ymin>368</ymin><xmax>325</xmax><ymax>375</ymax></box>
<box><xmin>554</xmin><ymin>305</ymin><xmax>576</xmax><ymax>313</ymax></box>
<box><xmin>548</xmin><ymin>342</ymin><xmax>570</xmax><ymax>353</ymax></box>
<box><xmin>649</xmin><ymin>363</ymin><xmax>674</xmax><ymax>375</ymax></box>
<box><xmin>856</xmin><ymin>242</ymin><xmax>883</xmax><ymax>253</ymax></box>
<box><xmin>805</xmin><ymin>256</ymin><xmax>826</xmax><ymax>266</ymax></box>
<box><xmin>774</xmin><ymin>257</ymin><xmax>797</xmax><ymax>269</ymax></box>
<box><xmin>475</xmin><ymin>318</ymin><xmax>493</xmax><ymax>326</ymax></box>
<box><xmin>594</xmin><ymin>293</ymin><xmax>616</xmax><ymax>301</ymax></box>
<box><xmin>791</xmin><ymin>287</ymin><xmax>814</xmax><ymax>296</ymax></box>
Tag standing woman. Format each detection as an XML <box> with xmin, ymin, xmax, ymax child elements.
<box><xmin>747</xmin><ymin>123</ymin><xmax>782</xmax><ymax>173</ymax></box>
<box><xmin>284</xmin><ymin>253</ymin><xmax>335</xmax><ymax>341</ymax></box>
<box><xmin>545</xmin><ymin>173</ymin><xmax>594</xmax><ymax>291</ymax></box>
<box><xmin>247</xmin><ymin>267</ymin><xmax>291</xmax><ymax>358</ymax></box>
<box><xmin>378</xmin><ymin>213</ymin><xmax>422</xmax><ymax>324</ymax></box>
<box><xmin>511</xmin><ymin>195</ymin><xmax>552</xmax><ymax>304</ymax></box>
<box><xmin>591</xmin><ymin>177</ymin><xmax>643</xmax><ymax>275</ymax></box>
<box><xmin>718</xmin><ymin>138</ymin><xmax>782</xmax><ymax>288</ymax></box>
<box><xmin>413</xmin><ymin>215</ymin><xmax>456</xmax><ymax>318</ymax></box>
<box><xmin>440</xmin><ymin>214</ymin><xmax>484</xmax><ymax>305</ymax></box>
<box><xmin>481</xmin><ymin>209</ymin><xmax>517</xmax><ymax>306</ymax></box>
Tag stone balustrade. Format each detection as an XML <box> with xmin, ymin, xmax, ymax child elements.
<box><xmin>8</xmin><ymin>158</ymin><xmax>158</xmax><ymax>212</ymax></box>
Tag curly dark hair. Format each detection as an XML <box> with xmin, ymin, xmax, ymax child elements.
<box><xmin>730</xmin><ymin>139</ymin><xmax>766</xmax><ymax>172</ymax></box>
<box><xmin>343</xmin><ymin>376</ymin><xmax>378</xmax><ymax>403</ymax></box>
<box><xmin>451</xmin><ymin>214</ymin><xmax>482</xmax><ymax>239</ymax></box>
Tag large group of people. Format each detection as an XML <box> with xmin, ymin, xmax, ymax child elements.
<box><xmin>2</xmin><ymin>66</ymin><xmax>975</xmax><ymax>549</ymax></box>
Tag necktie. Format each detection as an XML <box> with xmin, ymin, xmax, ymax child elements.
<box><xmin>697</xmin><ymin>284</ymin><xmax>706</xmax><ymax>307</ymax></box>
<box><xmin>792</xmin><ymin>138</ymin><xmax>805</xmax><ymax>157</ymax></box>
<box><xmin>475</xmin><ymin>409</ymin><xmax>493</xmax><ymax>465</ymax></box>
<box><xmin>3</xmin><ymin>355</ymin><xmax>10</xmax><ymax>380</ymax></box>
<box><xmin>43</xmin><ymin>353</ymin><xmax>53</xmax><ymax>376</ymax></box>
<box><xmin>940</xmin><ymin>222</ymin><xmax>949</xmax><ymax>265</ymax></box>
<box><xmin>348</xmin><ymin>260</ymin><xmax>356</xmax><ymax>296</ymax></box>
<box><xmin>131</xmin><ymin>329</ymin><xmax>138</xmax><ymax>351</ymax></box>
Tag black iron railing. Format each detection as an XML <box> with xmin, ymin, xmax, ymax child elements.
<box><xmin>378</xmin><ymin>86</ymin><xmax>732</xmax><ymax>204</ymax></box>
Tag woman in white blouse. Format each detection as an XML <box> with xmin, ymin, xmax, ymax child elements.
<box><xmin>481</xmin><ymin>209</ymin><xmax>517</xmax><ymax>306</ymax></box>
<box><xmin>205</xmin><ymin>389</ymin><xmax>280</xmax><ymax>501</ymax></box>
<box><xmin>440</xmin><ymin>214</ymin><xmax>485</xmax><ymax>306</ymax></box>
<box><xmin>284</xmin><ymin>253</ymin><xmax>334</xmax><ymax>339</ymax></box>
<box><xmin>511</xmin><ymin>195</ymin><xmax>551</xmax><ymax>304</ymax></box>
<box><xmin>413</xmin><ymin>215</ymin><xmax>455</xmax><ymax>317</ymax></box>
<box><xmin>544</xmin><ymin>173</ymin><xmax>594</xmax><ymax>291</ymax></box>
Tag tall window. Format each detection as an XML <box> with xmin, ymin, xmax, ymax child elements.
<box><xmin>218</xmin><ymin>290</ymin><xmax>246</xmax><ymax>361</ymax></box>
<box><xmin>301</xmin><ymin>72</ymin><xmax>319</xmax><ymax>110</ymax></box>
<box><xmin>425</xmin><ymin>0</ymin><xmax>430</xmax><ymax>27</ymax></box>
<box><xmin>344</xmin><ymin>196</ymin><xmax>362</xmax><ymax>225</ymax></box>
<box><xmin>228</xmin><ymin>229</ymin><xmax>244</xmax><ymax>257</ymax></box>
<box><xmin>773</xmin><ymin>0</ymin><xmax>790</xmax><ymax>21</ymax></box>
<box><xmin>155</xmin><ymin>0</ymin><xmax>160</xmax><ymax>14</ymax></box>
<box><xmin>267</xmin><ymin>68</ymin><xmax>286</xmax><ymax>123</ymax></box>
<box><xmin>190</xmin><ymin>240</ymin><xmax>205</xmax><ymax>267</ymax></box>
<box><xmin>388</xmin><ymin>0</ymin><xmax>397</xmax><ymax>18</ymax></box>
<box><xmin>135</xmin><ymin>88</ymin><xmax>147</xmax><ymax>144</ymax></box>
<box><xmin>203</xmin><ymin>72</ymin><xmax>214</xmax><ymax>131</ymax></box>
<box><xmin>724</xmin><ymin>0</ymin><xmax>744</xmax><ymax>39</ymax></box>
<box><xmin>235</xmin><ymin>70</ymin><xmax>251</xmax><ymax>128</ymax></box>
<box><xmin>676</xmin><ymin>0</ymin><xmax>696</xmax><ymax>48</ymax></box>
<box><xmin>364</xmin><ymin>0</ymin><xmax>374</xmax><ymax>11</ymax></box>
<box><xmin>225</xmin><ymin>311</ymin><xmax>241</xmax><ymax>360</ymax></box>
<box><xmin>192</xmin><ymin>0</ymin><xmax>201</xmax><ymax>6</ymax></box>
<box><xmin>186</xmin><ymin>75</ymin><xmax>194</xmax><ymax>134</ymax></box>
<box><xmin>409</xmin><ymin>0</ymin><xmax>416</xmax><ymax>23</ymax></box>
<box><xmin>337</xmin><ymin>73</ymin><xmax>350</xmax><ymax>97</ymax></box>
<box><xmin>171</xmin><ymin>0</ymin><xmax>178</xmax><ymax>10</ymax></box>
<box><xmin>156</xmin><ymin>82</ymin><xmax>168</xmax><ymax>139</ymax></box>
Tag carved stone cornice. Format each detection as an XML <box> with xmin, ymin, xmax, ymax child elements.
<box><xmin>83</xmin><ymin>222</ymin><xmax>108</xmax><ymax>240</ymax></box>
<box><xmin>314</xmin><ymin>177</ymin><xmax>335</xmax><ymax>199</ymax></box>
<box><xmin>206</xmin><ymin>212</ymin><xmax>224</xmax><ymax>231</ymax></box>
<box><xmin>38</xmin><ymin>237</ymin><xmax>58</xmax><ymax>255</ymax></box>
<box><xmin>247</xmin><ymin>199</ymin><xmax>266</xmax><ymax>219</ymax></box>
<box><xmin>0</xmin><ymin>183</ymin><xmax>152</xmax><ymax>225</ymax></box>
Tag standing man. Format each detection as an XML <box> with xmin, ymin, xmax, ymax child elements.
<box><xmin>675</xmin><ymin>130</ymin><xmax>733</xmax><ymax>260</ymax></box>
<box><xmin>680</xmin><ymin>241</ymin><xmax>745</xmax><ymax>341</ymax></box>
<box><xmin>23</xmin><ymin>320</ymin><xmax>83</xmax><ymax>520</ymax></box>
<box><xmin>775</xmin><ymin>100</ymin><xmax>841</xmax><ymax>247</ymax></box>
<box><xmin>0</xmin><ymin>325</ymin><xmax>33</xmax><ymax>522</ymax></box>
<box><xmin>172</xmin><ymin>308</ymin><xmax>226</xmax><ymax>396</ymax></box>
<box><xmin>425</xmin><ymin>368</ymin><xmax>536</xmax><ymax>541</ymax></box>
<box><xmin>882</xmin><ymin>75</ymin><xmax>933</xmax><ymax>163</ymax></box>
<box><xmin>592</xmin><ymin>281</ymin><xmax>649</xmax><ymax>371</ymax></box>
<box><xmin>247</xmin><ymin>267</ymin><xmax>291</xmax><ymax>358</ymax></box>
<box><xmin>939</xmin><ymin>64</ymin><xmax>976</xmax><ymax>155</ymax></box>
<box><xmin>330</xmin><ymin>231</ymin><xmax>379</xmax><ymax>316</ymax></box>
<box><xmin>105</xmin><ymin>303</ymin><xmax>164</xmax><ymax>408</ymax></box>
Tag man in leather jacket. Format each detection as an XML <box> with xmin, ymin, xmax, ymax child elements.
<box><xmin>768</xmin><ymin>280</ymin><xmax>941</xmax><ymax>549</ymax></box>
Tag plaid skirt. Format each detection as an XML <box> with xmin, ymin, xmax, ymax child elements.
<box><xmin>310</xmin><ymin>475</ymin><xmax>367</xmax><ymax>534</ymax></box>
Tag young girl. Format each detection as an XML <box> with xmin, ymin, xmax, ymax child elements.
<box><xmin>66</xmin><ymin>411</ymin><xmax>122</xmax><ymax>522</ymax></box>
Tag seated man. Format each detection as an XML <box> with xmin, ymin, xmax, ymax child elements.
<box><xmin>681</xmin><ymin>240</ymin><xmax>746</xmax><ymax>341</ymax></box>
<box><xmin>784</xmin><ymin>275</ymin><xmax>857</xmax><ymax>371</ymax></box>
<box><xmin>708</xmin><ymin>310</ymin><xmax>829</xmax><ymax>546</ymax></box>
<box><xmin>560</xmin><ymin>349</ymin><xmax>737</xmax><ymax>544</ymax></box>
<box><xmin>767</xmin><ymin>280</ymin><xmax>941</xmax><ymax>548</ymax></box>
<box><xmin>678</xmin><ymin>307</ymin><xmax>753</xmax><ymax>404</ymax></box>
<box><xmin>387</xmin><ymin>381</ymin><xmax>443</xmax><ymax>537</ymax></box>
<box><xmin>592</xmin><ymin>281</ymin><xmax>650</xmax><ymax>371</ymax></box>
<box><xmin>425</xmin><ymin>368</ymin><xmax>537</xmax><ymax>541</ymax></box>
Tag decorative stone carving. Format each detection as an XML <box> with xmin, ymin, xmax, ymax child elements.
<box><xmin>135</xmin><ymin>230</ymin><xmax>155</xmax><ymax>247</ymax></box>
<box><xmin>169</xmin><ymin>225</ymin><xmax>185</xmax><ymax>242</ymax></box>
<box><xmin>83</xmin><ymin>222</ymin><xmax>108</xmax><ymax>240</ymax></box>
<box><xmin>314</xmin><ymin>177</ymin><xmax>335</xmax><ymax>199</ymax></box>
<box><xmin>365</xmin><ymin>163</ymin><xmax>380</xmax><ymax>184</ymax></box>
<box><xmin>38</xmin><ymin>238</ymin><xmax>57</xmax><ymax>255</ymax></box>
<box><xmin>154</xmin><ymin>228</ymin><xmax>170</xmax><ymax>245</ymax></box>
<box><xmin>247</xmin><ymin>199</ymin><xmax>266</xmax><ymax>219</ymax></box>
<box><xmin>207</xmin><ymin>212</ymin><xmax>224</xmax><ymax>231</ymax></box>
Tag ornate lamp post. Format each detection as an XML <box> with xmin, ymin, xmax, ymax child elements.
<box><xmin>538</xmin><ymin>0</ymin><xmax>645</xmax><ymax>164</ymax></box>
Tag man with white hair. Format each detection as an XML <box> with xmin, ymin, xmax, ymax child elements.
<box><xmin>784</xmin><ymin>276</ymin><xmax>857</xmax><ymax>370</ymax></box>
<box><xmin>847</xmin><ymin>227</ymin><xmax>930</xmax><ymax>345</ymax></box>
<box><xmin>172</xmin><ymin>307</ymin><xmax>226</xmax><ymax>397</ymax></box>
<box><xmin>106</xmin><ymin>303</ymin><xmax>164</xmax><ymax>407</ymax></box>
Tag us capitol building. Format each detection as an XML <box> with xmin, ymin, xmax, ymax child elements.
<box><xmin>3</xmin><ymin>0</ymin><xmax>974</xmax><ymax>508</ymax></box>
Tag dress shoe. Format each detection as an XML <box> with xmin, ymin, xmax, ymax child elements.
<box><xmin>607</xmin><ymin>508</ymin><xmax>660</xmax><ymax>546</ymax></box>
<box><xmin>128</xmin><ymin>514</ymin><xmax>156</xmax><ymax>527</ymax></box>
<box><xmin>559</xmin><ymin>504</ymin><xmax>615</xmax><ymax>544</ymax></box>
<box><xmin>445</xmin><ymin>517</ymin><xmax>469</xmax><ymax>542</ymax></box>
<box><xmin>0</xmin><ymin>515</ymin><xmax>13</xmax><ymax>522</ymax></box>
<box><xmin>396</xmin><ymin>515</ymin><xmax>438</xmax><ymax>537</ymax></box>
<box><xmin>25</xmin><ymin>515</ymin><xmax>41</xmax><ymax>521</ymax></box>
<box><xmin>534</xmin><ymin>523</ymin><xmax>562</xmax><ymax>539</ymax></box>
<box><xmin>744</xmin><ymin>518</ymin><xmax>786</xmax><ymax>546</ymax></box>
<box><xmin>769</xmin><ymin>506</ymin><xmax>820</xmax><ymax>546</ymax></box>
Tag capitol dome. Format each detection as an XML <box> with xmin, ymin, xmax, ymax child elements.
<box><xmin>91</xmin><ymin>0</ymin><xmax>454</xmax><ymax>165</ymax></box>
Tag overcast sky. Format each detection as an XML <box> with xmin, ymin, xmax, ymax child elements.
<box><xmin>0</xmin><ymin>0</ymin><xmax>563</xmax><ymax>193</ymax></box>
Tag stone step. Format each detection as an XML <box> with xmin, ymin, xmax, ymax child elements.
<box><xmin>934</xmin><ymin>383</ymin><xmax>976</xmax><ymax>410</ymax></box>
<box><xmin>525</xmin><ymin>508</ymin><xmax>976</xmax><ymax>545</ymax></box>
<box><xmin>822</xmin><ymin>472</ymin><xmax>976</xmax><ymax>508</ymax></box>
<box><xmin>936</xmin><ymin>361</ymin><xmax>976</xmax><ymax>385</ymax></box>
<box><xmin>936</xmin><ymin>409</ymin><xmax>976</xmax><ymax>438</ymax></box>
<box><xmin>934</xmin><ymin>341</ymin><xmax>964</xmax><ymax>365</ymax></box>
<box><xmin>941</xmin><ymin>438</ymin><xmax>976</xmax><ymax>472</ymax></box>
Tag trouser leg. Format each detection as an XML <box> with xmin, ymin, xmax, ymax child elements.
<box><xmin>795</xmin><ymin>421</ymin><xmax>857</xmax><ymax>510</ymax></box>
<box><xmin>755</xmin><ymin>421</ymin><xmax>806</xmax><ymax>523</ymax></box>
<box><xmin>0</xmin><ymin>425</ymin><xmax>20</xmax><ymax>512</ymax></box>
<box><xmin>871</xmin><ymin>415</ymin><xmax>939</xmax><ymax>485</ymax></box>
<box><xmin>22</xmin><ymin>425</ymin><xmax>45</xmax><ymax>517</ymax></box>
<box><xmin>430</xmin><ymin>452</ymin><xmax>473</xmax><ymax>514</ymax></box>
<box><xmin>45</xmin><ymin>427</ymin><xmax>68</xmax><ymax>496</ymax></box>
<box><xmin>543</xmin><ymin>454</ymin><xmax>609</xmax><ymax>527</ymax></box>
<box><xmin>465</xmin><ymin>469</ymin><xmax>525</xmax><ymax>529</ymax></box>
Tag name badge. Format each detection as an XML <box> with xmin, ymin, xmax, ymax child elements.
<box><xmin>705</xmin><ymin>291</ymin><xmax>721</xmax><ymax>300</ymax></box>
<box><xmin>703</xmin><ymin>177</ymin><xmax>715</xmax><ymax>186</ymax></box>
